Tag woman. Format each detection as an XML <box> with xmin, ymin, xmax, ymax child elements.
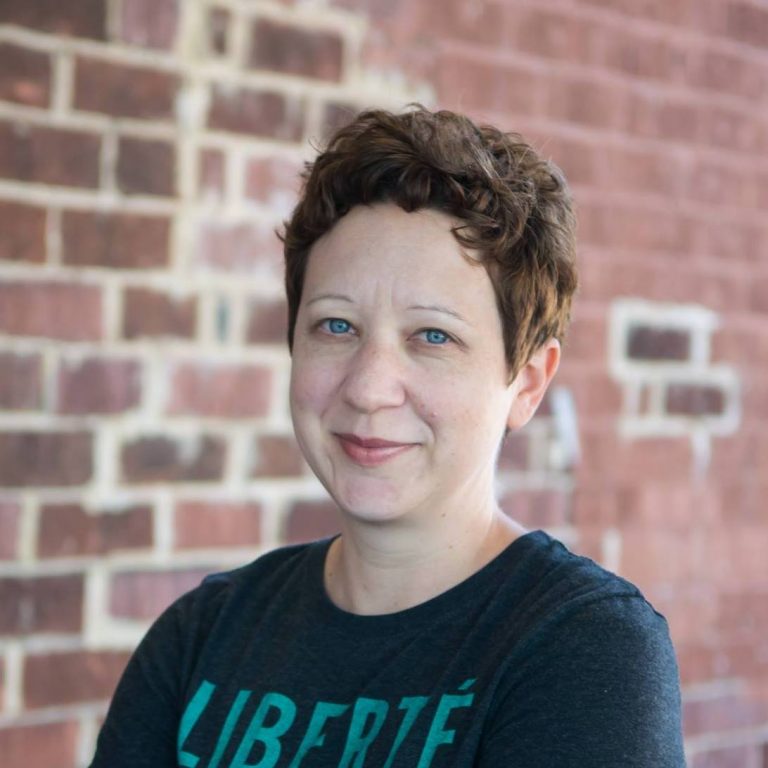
<box><xmin>91</xmin><ymin>106</ymin><xmax>686</xmax><ymax>766</ymax></box>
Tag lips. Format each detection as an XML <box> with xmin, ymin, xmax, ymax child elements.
<box><xmin>334</xmin><ymin>433</ymin><xmax>417</xmax><ymax>467</ymax></box>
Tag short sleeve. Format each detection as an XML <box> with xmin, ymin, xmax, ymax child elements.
<box><xmin>89</xmin><ymin>600</ymin><xmax>184</xmax><ymax>768</ymax></box>
<box><xmin>89</xmin><ymin>576</ymin><xmax>230</xmax><ymax>768</ymax></box>
<box><xmin>476</xmin><ymin>596</ymin><xmax>686</xmax><ymax>767</ymax></box>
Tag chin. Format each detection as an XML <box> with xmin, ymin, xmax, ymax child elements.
<box><xmin>330</xmin><ymin>479</ymin><xmax>410</xmax><ymax>524</ymax></box>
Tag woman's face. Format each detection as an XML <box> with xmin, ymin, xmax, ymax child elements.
<box><xmin>289</xmin><ymin>202</ymin><xmax>521</xmax><ymax>527</ymax></box>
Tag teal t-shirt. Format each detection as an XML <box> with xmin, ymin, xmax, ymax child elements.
<box><xmin>90</xmin><ymin>530</ymin><xmax>686</xmax><ymax>767</ymax></box>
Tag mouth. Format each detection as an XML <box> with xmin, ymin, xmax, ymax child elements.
<box><xmin>334</xmin><ymin>433</ymin><xmax>417</xmax><ymax>467</ymax></box>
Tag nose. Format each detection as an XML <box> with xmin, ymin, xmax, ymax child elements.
<box><xmin>341</xmin><ymin>337</ymin><xmax>407</xmax><ymax>414</ymax></box>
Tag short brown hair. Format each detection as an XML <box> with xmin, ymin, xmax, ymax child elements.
<box><xmin>281</xmin><ymin>105</ymin><xmax>578</xmax><ymax>379</ymax></box>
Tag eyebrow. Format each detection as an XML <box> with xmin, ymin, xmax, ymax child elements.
<box><xmin>305</xmin><ymin>293</ymin><xmax>355</xmax><ymax>306</ymax></box>
<box><xmin>305</xmin><ymin>295</ymin><xmax>470</xmax><ymax>326</ymax></box>
<box><xmin>407</xmin><ymin>304</ymin><xmax>470</xmax><ymax>325</ymax></box>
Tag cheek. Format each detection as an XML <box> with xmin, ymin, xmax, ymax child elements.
<box><xmin>289</xmin><ymin>359</ymin><xmax>338</xmax><ymax>418</ymax></box>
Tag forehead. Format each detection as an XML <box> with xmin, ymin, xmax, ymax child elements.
<box><xmin>303</xmin><ymin>203</ymin><xmax>494</xmax><ymax>305</ymax></box>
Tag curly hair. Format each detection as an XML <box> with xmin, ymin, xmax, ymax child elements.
<box><xmin>280</xmin><ymin>104</ymin><xmax>578</xmax><ymax>379</ymax></box>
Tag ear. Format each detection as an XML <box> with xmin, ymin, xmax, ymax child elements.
<box><xmin>506</xmin><ymin>338</ymin><xmax>561</xmax><ymax>431</ymax></box>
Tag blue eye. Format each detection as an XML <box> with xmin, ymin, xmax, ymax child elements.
<box><xmin>324</xmin><ymin>318</ymin><xmax>351</xmax><ymax>334</ymax></box>
<box><xmin>422</xmin><ymin>328</ymin><xmax>450</xmax><ymax>345</ymax></box>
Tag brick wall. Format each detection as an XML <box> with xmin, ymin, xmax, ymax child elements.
<box><xmin>0</xmin><ymin>1</ymin><xmax>766</xmax><ymax>766</ymax></box>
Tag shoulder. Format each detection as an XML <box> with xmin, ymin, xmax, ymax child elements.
<box><xmin>500</xmin><ymin>531</ymin><xmax>679</xmax><ymax>691</ymax></box>
<box><xmin>481</xmin><ymin>534</ymin><xmax>684</xmax><ymax>763</ymax></box>
<box><xmin>151</xmin><ymin>538</ymin><xmax>325</xmax><ymax>643</ymax></box>
<box><xmin>178</xmin><ymin>538</ymin><xmax>323</xmax><ymax>614</ymax></box>
<box><xmin>510</xmin><ymin>530</ymin><xmax>665</xmax><ymax>636</ymax></box>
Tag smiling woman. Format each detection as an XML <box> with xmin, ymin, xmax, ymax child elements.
<box><xmin>89</xmin><ymin>106</ymin><xmax>686</xmax><ymax>767</ymax></box>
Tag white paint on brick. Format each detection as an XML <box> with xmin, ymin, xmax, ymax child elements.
<box><xmin>154</xmin><ymin>489</ymin><xmax>174</xmax><ymax>556</ymax></box>
<box><xmin>609</xmin><ymin>298</ymin><xmax>740</xmax><ymax>472</ymax></box>
<box><xmin>45</xmin><ymin>207</ymin><xmax>62</xmax><ymax>266</ymax></box>
<box><xmin>92</xmin><ymin>427</ymin><xmax>118</xmax><ymax>495</ymax></box>
<box><xmin>549</xmin><ymin>386</ymin><xmax>581</xmax><ymax>469</ymax></box>
<box><xmin>3</xmin><ymin>642</ymin><xmax>23</xmax><ymax>715</ymax></box>
<box><xmin>601</xmin><ymin>528</ymin><xmax>622</xmax><ymax>573</ymax></box>
<box><xmin>77</xmin><ymin>710</ymin><xmax>100</xmax><ymax>768</ymax></box>
<box><xmin>225</xmin><ymin>428</ymin><xmax>252</xmax><ymax>490</ymax></box>
<box><xmin>17</xmin><ymin>495</ymin><xmax>38</xmax><ymax>564</ymax></box>
<box><xmin>52</xmin><ymin>51</ymin><xmax>74</xmax><ymax>116</ymax></box>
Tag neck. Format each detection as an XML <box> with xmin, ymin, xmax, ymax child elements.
<box><xmin>323</xmin><ymin>503</ymin><xmax>527</xmax><ymax>616</ymax></box>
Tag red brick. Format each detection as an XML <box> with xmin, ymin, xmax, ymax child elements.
<box><xmin>246</xmin><ymin>297</ymin><xmax>288</xmax><ymax>344</ymax></box>
<box><xmin>0</xmin><ymin>431</ymin><xmax>92</xmax><ymax>487</ymax></box>
<box><xmin>118</xmin><ymin>0</ymin><xmax>179</xmax><ymax>50</ymax></box>
<box><xmin>110</xmin><ymin>568</ymin><xmax>210</xmax><ymax>619</ymax></box>
<box><xmin>244</xmin><ymin>156</ymin><xmax>302</xmax><ymax>207</ymax></box>
<box><xmin>0</xmin><ymin>0</ymin><xmax>106</xmax><ymax>39</ymax></box>
<box><xmin>117</xmin><ymin>137</ymin><xmax>176</xmax><ymax>197</ymax></box>
<box><xmin>545</xmin><ymin>75</ymin><xmax>629</xmax><ymax>130</ymax></box>
<box><xmin>250</xmin><ymin>434</ymin><xmax>305</xmax><ymax>478</ymax></box>
<box><xmin>208</xmin><ymin>85</ymin><xmax>305</xmax><ymax>140</ymax></box>
<box><xmin>284</xmin><ymin>500</ymin><xmax>340</xmax><ymax>544</ymax></box>
<box><xmin>688</xmin><ymin>161</ymin><xmax>759</xmax><ymax>208</ymax></box>
<box><xmin>0</xmin><ymin>201</ymin><xmax>46</xmax><ymax>263</ymax></box>
<box><xmin>677</xmin><ymin>641</ymin><xmax>720</xmax><ymax>685</ymax></box>
<box><xmin>122</xmin><ymin>287</ymin><xmax>197</xmax><ymax>339</ymax></box>
<box><xmin>600</xmin><ymin>28</ymin><xmax>687</xmax><ymax>82</ymax></box>
<box><xmin>0</xmin><ymin>501</ymin><xmax>20</xmax><ymax>560</ymax></box>
<box><xmin>539</xmin><ymin>135</ymin><xmax>599</xmax><ymax>187</ymax></box>
<box><xmin>627</xmin><ymin>327</ymin><xmax>691</xmax><ymax>361</ymax></box>
<box><xmin>566</xmin><ymin>369</ymin><xmax>623</xmax><ymax>417</ymax></box>
<box><xmin>716</xmin><ymin>591</ymin><xmax>768</xmax><ymax>643</ymax></box>
<box><xmin>0</xmin><ymin>280</ymin><xmax>102</xmax><ymax>341</ymax></box>
<box><xmin>613</xmin><ymin>484</ymin><xmax>701</xmax><ymax>531</ymax></box>
<box><xmin>666</xmin><ymin>384</ymin><xmax>726</xmax><ymax>416</ymax></box>
<box><xmin>497</xmin><ymin>432</ymin><xmax>529</xmax><ymax>471</ymax></box>
<box><xmin>598</xmin><ymin>146</ymin><xmax>685</xmax><ymax>198</ymax></box>
<box><xmin>174</xmin><ymin>501</ymin><xmax>262</xmax><ymax>549</ymax></box>
<box><xmin>508</xmin><ymin>8</ymin><xmax>597</xmax><ymax>65</ymax></box>
<box><xmin>0</xmin><ymin>352</ymin><xmax>42</xmax><ymax>410</ymax></box>
<box><xmin>628</xmin><ymin>93</ymin><xmax>700</xmax><ymax>143</ymax></box>
<box><xmin>436</xmin><ymin>54</ymin><xmax>539</xmax><ymax>114</ymax></box>
<box><xmin>320</xmin><ymin>102</ymin><xmax>363</xmax><ymax>143</ymax></box>
<box><xmin>0</xmin><ymin>721</ymin><xmax>79</xmax><ymax>768</ymax></box>
<box><xmin>578</xmin><ymin>202</ymin><xmax>694</xmax><ymax>253</ymax></box>
<box><xmin>724</xmin><ymin>1</ymin><xmax>768</xmax><ymax>49</ymax></box>
<box><xmin>688</xmin><ymin>48</ymin><xmax>767</xmax><ymax>101</ymax></box>
<box><xmin>57</xmin><ymin>357</ymin><xmax>141</xmax><ymax>415</ymax></box>
<box><xmin>699</xmin><ymin>105</ymin><xmax>762</xmax><ymax>153</ymax></box>
<box><xmin>576</xmin><ymin>0</ymin><xmax>694</xmax><ymax>26</ymax></box>
<box><xmin>121</xmin><ymin>435</ymin><xmax>226</xmax><ymax>484</ymax></box>
<box><xmin>74</xmin><ymin>56</ymin><xmax>177</xmax><ymax>120</ymax></box>
<box><xmin>563</xmin><ymin>313</ymin><xmax>606</xmax><ymax>361</ymax></box>
<box><xmin>208</xmin><ymin>7</ymin><xmax>230</xmax><ymax>55</ymax></box>
<box><xmin>196</xmin><ymin>219</ymin><xmax>283</xmax><ymax>278</ymax></box>
<box><xmin>708</xmin><ymin>525</ymin><xmax>768</xmax><ymax>588</ymax></box>
<box><xmin>0</xmin><ymin>574</ymin><xmax>83</xmax><ymax>635</ymax></box>
<box><xmin>38</xmin><ymin>503</ymin><xmax>153</xmax><ymax>558</ymax></box>
<box><xmin>579</xmin><ymin>431</ymin><xmax>692</xmax><ymax>486</ymax></box>
<box><xmin>248</xmin><ymin>19</ymin><xmax>343</xmax><ymax>81</ymax></box>
<box><xmin>752</xmin><ymin>276</ymin><xmax>768</xmax><ymax>313</ymax></box>
<box><xmin>0</xmin><ymin>121</ymin><xmax>100</xmax><ymax>188</ymax></box>
<box><xmin>690</xmin><ymin>744</ymin><xmax>762</xmax><ymax>768</ymax></box>
<box><xmin>618</xmin><ymin>528</ymin><xmax>700</xmax><ymax>591</ymax></box>
<box><xmin>61</xmin><ymin>210</ymin><xmax>170</xmax><ymax>269</ymax></box>
<box><xmin>0</xmin><ymin>42</ymin><xmax>51</xmax><ymax>107</ymax></box>
<box><xmin>198</xmin><ymin>147</ymin><xmax>226</xmax><ymax>200</ymax></box>
<box><xmin>572</xmin><ymin>487</ymin><xmax>630</xmax><ymax>529</ymax></box>
<box><xmin>168</xmin><ymin>362</ymin><xmax>271</xmax><ymax>418</ymax></box>
<box><xmin>412</xmin><ymin>0</ymin><xmax>506</xmax><ymax>46</ymax></box>
<box><xmin>500</xmin><ymin>489</ymin><xmax>570</xmax><ymax>529</ymax></box>
<box><xmin>24</xmin><ymin>651</ymin><xmax>130</xmax><ymax>708</ymax></box>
